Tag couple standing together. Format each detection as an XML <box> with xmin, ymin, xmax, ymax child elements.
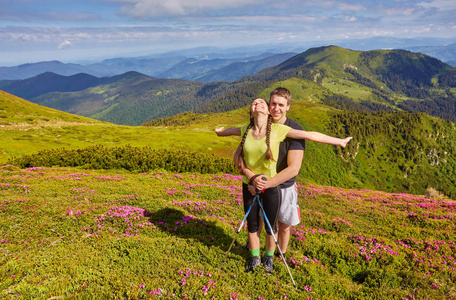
<box><xmin>216</xmin><ymin>87</ymin><xmax>351</xmax><ymax>272</ymax></box>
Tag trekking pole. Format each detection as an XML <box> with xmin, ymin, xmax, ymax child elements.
<box><xmin>257</xmin><ymin>190</ymin><xmax>298</xmax><ymax>290</ymax></box>
<box><xmin>219</xmin><ymin>193</ymin><xmax>259</xmax><ymax>270</ymax></box>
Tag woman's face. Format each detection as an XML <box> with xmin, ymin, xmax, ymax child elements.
<box><xmin>250</xmin><ymin>98</ymin><xmax>269</xmax><ymax>116</ymax></box>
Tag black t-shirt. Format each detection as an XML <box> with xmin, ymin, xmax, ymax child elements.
<box><xmin>276</xmin><ymin>118</ymin><xmax>305</xmax><ymax>188</ymax></box>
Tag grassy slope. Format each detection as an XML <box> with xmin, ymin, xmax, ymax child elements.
<box><xmin>0</xmin><ymin>91</ymin><xmax>240</xmax><ymax>165</ymax></box>
<box><xmin>5</xmin><ymin>87</ymin><xmax>336</xmax><ymax>170</ymax></box>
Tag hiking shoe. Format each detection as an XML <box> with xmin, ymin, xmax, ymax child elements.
<box><xmin>264</xmin><ymin>255</ymin><xmax>274</xmax><ymax>272</ymax></box>
<box><xmin>247</xmin><ymin>256</ymin><xmax>261</xmax><ymax>272</ymax></box>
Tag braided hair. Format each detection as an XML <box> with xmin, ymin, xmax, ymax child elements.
<box><xmin>236</xmin><ymin>114</ymin><xmax>275</xmax><ymax>173</ymax></box>
<box><xmin>265</xmin><ymin>114</ymin><xmax>274</xmax><ymax>161</ymax></box>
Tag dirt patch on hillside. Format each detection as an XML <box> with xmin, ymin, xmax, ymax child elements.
<box><xmin>0</xmin><ymin>121</ymin><xmax>109</xmax><ymax>130</ymax></box>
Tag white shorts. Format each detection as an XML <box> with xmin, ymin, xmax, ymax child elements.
<box><xmin>278</xmin><ymin>184</ymin><xmax>301</xmax><ymax>226</ymax></box>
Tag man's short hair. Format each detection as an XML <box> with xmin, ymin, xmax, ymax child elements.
<box><xmin>270</xmin><ymin>87</ymin><xmax>292</xmax><ymax>105</ymax></box>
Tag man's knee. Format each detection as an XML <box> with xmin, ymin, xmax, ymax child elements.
<box><xmin>278</xmin><ymin>221</ymin><xmax>290</xmax><ymax>232</ymax></box>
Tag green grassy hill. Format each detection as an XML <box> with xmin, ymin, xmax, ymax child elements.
<box><xmin>0</xmin><ymin>91</ymin><xmax>239</xmax><ymax>165</ymax></box>
<box><xmin>4</xmin><ymin>87</ymin><xmax>456</xmax><ymax>198</ymax></box>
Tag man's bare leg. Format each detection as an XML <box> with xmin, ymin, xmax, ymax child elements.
<box><xmin>278</xmin><ymin>220</ymin><xmax>290</xmax><ymax>258</ymax></box>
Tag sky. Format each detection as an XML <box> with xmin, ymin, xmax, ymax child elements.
<box><xmin>1</xmin><ymin>0</ymin><xmax>456</xmax><ymax>66</ymax></box>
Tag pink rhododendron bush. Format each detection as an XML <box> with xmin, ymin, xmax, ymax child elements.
<box><xmin>1</xmin><ymin>165</ymin><xmax>455</xmax><ymax>299</ymax></box>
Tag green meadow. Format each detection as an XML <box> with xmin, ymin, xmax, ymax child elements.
<box><xmin>1</xmin><ymin>166</ymin><xmax>454</xmax><ymax>299</ymax></box>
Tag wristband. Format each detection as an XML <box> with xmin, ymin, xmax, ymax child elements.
<box><xmin>249</xmin><ymin>174</ymin><xmax>263</xmax><ymax>183</ymax></box>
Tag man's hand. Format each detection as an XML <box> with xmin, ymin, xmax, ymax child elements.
<box><xmin>340</xmin><ymin>137</ymin><xmax>353</xmax><ymax>148</ymax></box>
<box><xmin>251</xmin><ymin>175</ymin><xmax>268</xmax><ymax>192</ymax></box>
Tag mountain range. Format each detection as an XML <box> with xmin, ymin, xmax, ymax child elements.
<box><xmin>3</xmin><ymin>45</ymin><xmax>455</xmax><ymax>127</ymax></box>
<box><xmin>1</xmin><ymin>36</ymin><xmax>456</xmax><ymax>81</ymax></box>
<box><xmin>0</xmin><ymin>52</ymin><xmax>296</xmax><ymax>82</ymax></box>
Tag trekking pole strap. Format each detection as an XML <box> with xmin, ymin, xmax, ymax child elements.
<box><xmin>249</xmin><ymin>174</ymin><xmax>264</xmax><ymax>183</ymax></box>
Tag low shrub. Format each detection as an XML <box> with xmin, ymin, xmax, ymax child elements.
<box><xmin>9</xmin><ymin>144</ymin><xmax>237</xmax><ymax>174</ymax></box>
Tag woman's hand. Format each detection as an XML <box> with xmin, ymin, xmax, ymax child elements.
<box><xmin>248</xmin><ymin>184</ymin><xmax>256</xmax><ymax>195</ymax></box>
<box><xmin>214</xmin><ymin>127</ymin><xmax>241</xmax><ymax>137</ymax></box>
<box><xmin>248</xmin><ymin>175</ymin><xmax>269</xmax><ymax>195</ymax></box>
<box><xmin>214</xmin><ymin>127</ymin><xmax>225</xmax><ymax>136</ymax></box>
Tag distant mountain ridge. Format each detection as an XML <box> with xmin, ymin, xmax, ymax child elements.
<box><xmin>2</xmin><ymin>72</ymin><xmax>117</xmax><ymax>99</ymax></box>
<box><xmin>0</xmin><ymin>52</ymin><xmax>294</xmax><ymax>82</ymax></box>
<box><xmin>0</xmin><ymin>61</ymin><xmax>90</xmax><ymax>80</ymax></box>
<box><xmin>19</xmin><ymin>72</ymin><xmax>206</xmax><ymax>126</ymax></box>
<box><xmin>191</xmin><ymin>53</ymin><xmax>297</xmax><ymax>83</ymax></box>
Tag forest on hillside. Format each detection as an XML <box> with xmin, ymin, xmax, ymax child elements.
<box><xmin>329</xmin><ymin>110</ymin><xmax>456</xmax><ymax>197</ymax></box>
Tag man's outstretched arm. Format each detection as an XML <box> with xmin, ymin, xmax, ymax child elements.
<box><xmin>287</xmin><ymin>129</ymin><xmax>352</xmax><ymax>148</ymax></box>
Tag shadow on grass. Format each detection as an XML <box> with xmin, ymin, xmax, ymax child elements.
<box><xmin>149</xmin><ymin>207</ymin><xmax>249</xmax><ymax>263</ymax></box>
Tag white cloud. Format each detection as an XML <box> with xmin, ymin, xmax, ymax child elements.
<box><xmin>118</xmin><ymin>0</ymin><xmax>261</xmax><ymax>18</ymax></box>
<box><xmin>337</xmin><ymin>3</ymin><xmax>366</xmax><ymax>11</ymax></box>
<box><xmin>418</xmin><ymin>0</ymin><xmax>456</xmax><ymax>10</ymax></box>
<box><xmin>46</xmin><ymin>12</ymin><xmax>101</xmax><ymax>21</ymax></box>
<box><xmin>345</xmin><ymin>16</ymin><xmax>357</xmax><ymax>22</ymax></box>
<box><xmin>380</xmin><ymin>6</ymin><xmax>417</xmax><ymax>16</ymax></box>
<box><xmin>58</xmin><ymin>40</ymin><xmax>72</xmax><ymax>49</ymax></box>
<box><xmin>218</xmin><ymin>15</ymin><xmax>321</xmax><ymax>24</ymax></box>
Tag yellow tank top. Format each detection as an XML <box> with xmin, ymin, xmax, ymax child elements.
<box><xmin>240</xmin><ymin>123</ymin><xmax>291</xmax><ymax>184</ymax></box>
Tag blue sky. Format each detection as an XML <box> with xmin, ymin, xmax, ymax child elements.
<box><xmin>1</xmin><ymin>0</ymin><xmax>455</xmax><ymax>66</ymax></box>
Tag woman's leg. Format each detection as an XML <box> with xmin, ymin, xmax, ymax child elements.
<box><xmin>243</xmin><ymin>183</ymin><xmax>261</xmax><ymax>242</ymax></box>
<box><xmin>243</xmin><ymin>183</ymin><xmax>261</xmax><ymax>271</ymax></box>
<box><xmin>261</xmin><ymin>186</ymin><xmax>281</xmax><ymax>236</ymax></box>
<box><xmin>260</xmin><ymin>186</ymin><xmax>281</xmax><ymax>272</ymax></box>
<box><xmin>248</xmin><ymin>231</ymin><xmax>260</xmax><ymax>251</ymax></box>
<box><xmin>265</xmin><ymin>232</ymin><xmax>278</xmax><ymax>252</ymax></box>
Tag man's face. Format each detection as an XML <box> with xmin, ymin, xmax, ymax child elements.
<box><xmin>269</xmin><ymin>95</ymin><xmax>289</xmax><ymax>123</ymax></box>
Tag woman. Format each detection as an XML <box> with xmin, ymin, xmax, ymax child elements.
<box><xmin>215</xmin><ymin>98</ymin><xmax>351</xmax><ymax>272</ymax></box>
